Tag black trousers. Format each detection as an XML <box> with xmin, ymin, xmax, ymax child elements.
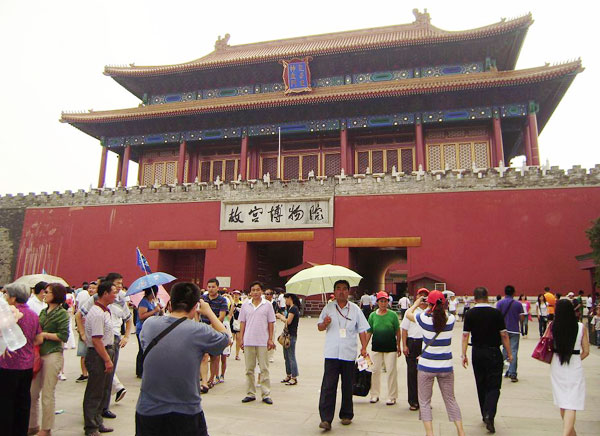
<box><xmin>361</xmin><ymin>306</ymin><xmax>371</xmax><ymax>320</ymax></box>
<box><xmin>318</xmin><ymin>359</ymin><xmax>354</xmax><ymax>423</ymax></box>
<box><xmin>472</xmin><ymin>346</ymin><xmax>503</xmax><ymax>421</ymax></box>
<box><xmin>538</xmin><ymin>316</ymin><xmax>548</xmax><ymax>337</ymax></box>
<box><xmin>103</xmin><ymin>335</ymin><xmax>121</xmax><ymax>411</ymax></box>
<box><xmin>83</xmin><ymin>347</ymin><xmax>115</xmax><ymax>435</ymax></box>
<box><xmin>136</xmin><ymin>411</ymin><xmax>209</xmax><ymax>436</ymax></box>
<box><xmin>136</xmin><ymin>333</ymin><xmax>144</xmax><ymax>377</ymax></box>
<box><xmin>405</xmin><ymin>337</ymin><xmax>422</xmax><ymax>407</ymax></box>
<box><xmin>0</xmin><ymin>367</ymin><xmax>33</xmax><ymax>436</ymax></box>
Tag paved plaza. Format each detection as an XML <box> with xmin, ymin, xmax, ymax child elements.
<box><xmin>53</xmin><ymin>317</ymin><xmax>599</xmax><ymax>435</ymax></box>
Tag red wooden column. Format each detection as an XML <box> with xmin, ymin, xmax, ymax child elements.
<box><xmin>492</xmin><ymin>114</ymin><xmax>504</xmax><ymax>166</ymax></box>
<box><xmin>415</xmin><ymin>118</ymin><xmax>425</xmax><ymax>170</ymax></box>
<box><xmin>97</xmin><ymin>145</ymin><xmax>108</xmax><ymax>188</ymax></box>
<box><xmin>527</xmin><ymin>102</ymin><xmax>541</xmax><ymax>166</ymax></box>
<box><xmin>240</xmin><ymin>135</ymin><xmax>248</xmax><ymax>180</ymax></box>
<box><xmin>120</xmin><ymin>145</ymin><xmax>131</xmax><ymax>187</ymax></box>
<box><xmin>340</xmin><ymin>127</ymin><xmax>348</xmax><ymax>174</ymax></box>
<box><xmin>177</xmin><ymin>140</ymin><xmax>187</xmax><ymax>184</ymax></box>
<box><xmin>115</xmin><ymin>152</ymin><xmax>123</xmax><ymax>186</ymax></box>
<box><xmin>523</xmin><ymin>120</ymin><xmax>533</xmax><ymax>165</ymax></box>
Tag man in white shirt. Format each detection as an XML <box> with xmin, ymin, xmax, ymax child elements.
<box><xmin>359</xmin><ymin>292</ymin><xmax>372</xmax><ymax>320</ymax></box>
<box><xmin>26</xmin><ymin>281</ymin><xmax>48</xmax><ymax>315</ymax></box>
<box><xmin>317</xmin><ymin>280</ymin><xmax>369</xmax><ymax>430</ymax></box>
<box><xmin>277</xmin><ymin>292</ymin><xmax>286</xmax><ymax>313</ymax></box>
<box><xmin>400</xmin><ymin>288</ymin><xmax>428</xmax><ymax>411</ymax></box>
<box><xmin>398</xmin><ymin>295</ymin><xmax>410</xmax><ymax>319</ymax></box>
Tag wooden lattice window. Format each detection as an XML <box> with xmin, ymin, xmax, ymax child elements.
<box><xmin>225</xmin><ymin>160</ymin><xmax>236</xmax><ymax>181</ymax></box>
<box><xmin>443</xmin><ymin>144</ymin><xmax>457</xmax><ymax>169</ymax></box>
<box><xmin>428</xmin><ymin>145</ymin><xmax>442</xmax><ymax>171</ymax></box>
<box><xmin>302</xmin><ymin>154</ymin><xmax>318</xmax><ymax>179</ymax></box>
<box><xmin>371</xmin><ymin>150</ymin><xmax>384</xmax><ymax>173</ymax></box>
<box><xmin>261</xmin><ymin>157</ymin><xmax>278</xmax><ymax>178</ymax></box>
<box><xmin>324</xmin><ymin>153</ymin><xmax>341</xmax><ymax>176</ymax></box>
<box><xmin>142</xmin><ymin>164</ymin><xmax>153</xmax><ymax>186</ymax></box>
<box><xmin>198</xmin><ymin>158</ymin><xmax>239</xmax><ymax>182</ymax></box>
<box><xmin>165</xmin><ymin>162</ymin><xmax>177</xmax><ymax>184</ymax></box>
<box><xmin>355</xmin><ymin>147</ymin><xmax>414</xmax><ymax>173</ymax></box>
<box><xmin>357</xmin><ymin>151</ymin><xmax>369</xmax><ymax>173</ymax></box>
<box><xmin>283</xmin><ymin>156</ymin><xmax>300</xmax><ymax>180</ymax></box>
<box><xmin>400</xmin><ymin>149</ymin><xmax>414</xmax><ymax>172</ymax></box>
<box><xmin>427</xmin><ymin>141</ymin><xmax>490</xmax><ymax>170</ymax></box>
<box><xmin>386</xmin><ymin>150</ymin><xmax>398</xmax><ymax>173</ymax></box>
<box><xmin>199</xmin><ymin>161</ymin><xmax>211</xmax><ymax>182</ymax></box>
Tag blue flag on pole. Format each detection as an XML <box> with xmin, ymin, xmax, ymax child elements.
<box><xmin>136</xmin><ymin>247</ymin><xmax>151</xmax><ymax>274</ymax></box>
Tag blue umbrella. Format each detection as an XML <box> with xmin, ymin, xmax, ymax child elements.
<box><xmin>126</xmin><ymin>272</ymin><xmax>177</xmax><ymax>296</ymax></box>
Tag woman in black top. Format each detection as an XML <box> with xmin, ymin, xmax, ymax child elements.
<box><xmin>228</xmin><ymin>291</ymin><xmax>243</xmax><ymax>360</ymax></box>
<box><xmin>276</xmin><ymin>293</ymin><xmax>300</xmax><ymax>385</ymax></box>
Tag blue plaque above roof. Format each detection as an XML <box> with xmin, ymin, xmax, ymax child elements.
<box><xmin>280</xmin><ymin>57</ymin><xmax>313</xmax><ymax>94</ymax></box>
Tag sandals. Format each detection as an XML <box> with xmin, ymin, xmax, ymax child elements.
<box><xmin>409</xmin><ymin>405</ymin><xmax>419</xmax><ymax>411</ymax></box>
<box><xmin>285</xmin><ymin>378</ymin><xmax>298</xmax><ymax>385</ymax></box>
<box><xmin>280</xmin><ymin>376</ymin><xmax>292</xmax><ymax>383</ymax></box>
<box><xmin>235</xmin><ymin>356</ymin><xmax>241</xmax><ymax>360</ymax></box>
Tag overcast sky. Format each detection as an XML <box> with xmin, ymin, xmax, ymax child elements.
<box><xmin>0</xmin><ymin>0</ymin><xmax>598</xmax><ymax>195</ymax></box>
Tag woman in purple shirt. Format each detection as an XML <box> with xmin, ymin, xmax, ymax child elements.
<box><xmin>0</xmin><ymin>282</ymin><xmax>43</xmax><ymax>436</ymax></box>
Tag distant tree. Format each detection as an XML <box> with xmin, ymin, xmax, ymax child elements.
<box><xmin>585</xmin><ymin>218</ymin><xmax>600</xmax><ymax>283</ymax></box>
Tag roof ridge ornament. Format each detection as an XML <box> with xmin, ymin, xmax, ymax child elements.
<box><xmin>215</xmin><ymin>34</ymin><xmax>231</xmax><ymax>51</ymax></box>
<box><xmin>412</xmin><ymin>8</ymin><xmax>431</xmax><ymax>26</ymax></box>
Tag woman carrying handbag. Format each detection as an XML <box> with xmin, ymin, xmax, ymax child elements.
<box><xmin>548</xmin><ymin>299</ymin><xmax>589</xmax><ymax>436</ymax></box>
<box><xmin>275</xmin><ymin>293</ymin><xmax>300</xmax><ymax>385</ymax></box>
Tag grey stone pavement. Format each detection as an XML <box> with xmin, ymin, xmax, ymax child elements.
<box><xmin>52</xmin><ymin>318</ymin><xmax>599</xmax><ymax>436</ymax></box>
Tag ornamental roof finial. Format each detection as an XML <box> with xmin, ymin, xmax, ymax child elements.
<box><xmin>412</xmin><ymin>8</ymin><xmax>431</xmax><ymax>26</ymax></box>
<box><xmin>215</xmin><ymin>34</ymin><xmax>231</xmax><ymax>51</ymax></box>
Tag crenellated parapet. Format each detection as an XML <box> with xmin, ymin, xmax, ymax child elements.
<box><xmin>1</xmin><ymin>164</ymin><xmax>600</xmax><ymax>210</ymax></box>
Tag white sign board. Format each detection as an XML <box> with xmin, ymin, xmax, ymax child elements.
<box><xmin>216</xmin><ymin>277</ymin><xmax>231</xmax><ymax>287</ymax></box>
<box><xmin>220</xmin><ymin>197</ymin><xmax>333</xmax><ymax>230</ymax></box>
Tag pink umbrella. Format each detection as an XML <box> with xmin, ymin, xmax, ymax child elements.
<box><xmin>128</xmin><ymin>285</ymin><xmax>170</xmax><ymax>307</ymax></box>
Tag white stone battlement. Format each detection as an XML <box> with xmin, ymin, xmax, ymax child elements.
<box><xmin>1</xmin><ymin>164</ymin><xmax>600</xmax><ymax>209</ymax></box>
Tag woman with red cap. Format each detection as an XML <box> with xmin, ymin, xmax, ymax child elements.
<box><xmin>406</xmin><ymin>290</ymin><xmax>465</xmax><ymax>436</ymax></box>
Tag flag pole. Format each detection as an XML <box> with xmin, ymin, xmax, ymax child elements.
<box><xmin>277</xmin><ymin>127</ymin><xmax>281</xmax><ymax>179</ymax></box>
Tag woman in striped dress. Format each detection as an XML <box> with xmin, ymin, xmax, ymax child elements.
<box><xmin>406</xmin><ymin>290</ymin><xmax>465</xmax><ymax>436</ymax></box>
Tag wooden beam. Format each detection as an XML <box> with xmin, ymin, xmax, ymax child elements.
<box><xmin>336</xmin><ymin>237</ymin><xmax>421</xmax><ymax>248</ymax></box>
<box><xmin>237</xmin><ymin>231</ymin><xmax>314</xmax><ymax>242</ymax></box>
<box><xmin>149</xmin><ymin>240</ymin><xmax>217</xmax><ymax>250</ymax></box>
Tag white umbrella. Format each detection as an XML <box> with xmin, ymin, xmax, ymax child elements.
<box><xmin>13</xmin><ymin>274</ymin><xmax>68</xmax><ymax>288</ymax></box>
<box><xmin>442</xmin><ymin>290</ymin><xmax>456</xmax><ymax>297</ymax></box>
<box><xmin>285</xmin><ymin>264</ymin><xmax>362</xmax><ymax>296</ymax></box>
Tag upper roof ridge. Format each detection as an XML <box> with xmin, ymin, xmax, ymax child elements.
<box><xmin>104</xmin><ymin>12</ymin><xmax>533</xmax><ymax>77</ymax></box>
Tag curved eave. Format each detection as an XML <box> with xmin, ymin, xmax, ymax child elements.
<box><xmin>104</xmin><ymin>15</ymin><xmax>533</xmax><ymax>78</ymax></box>
<box><xmin>62</xmin><ymin>61</ymin><xmax>582</xmax><ymax>128</ymax></box>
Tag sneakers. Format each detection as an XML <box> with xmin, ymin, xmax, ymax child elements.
<box><xmin>58</xmin><ymin>372</ymin><xmax>67</xmax><ymax>381</ymax></box>
<box><xmin>340</xmin><ymin>418</ymin><xmax>352</xmax><ymax>425</ymax></box>
<box><xmin>75</xmin><ymin>375</ymin><xmax>88</xmax><ymax>383</ymax></box>
<box><xmin>115</xmin><ymin>388</ymin><xmax>127</xmax><ymax>403</ymax></box>
<box><xmin>510</xmin><ymin>375</ymin><xmax>519</xmax><ymax>383</ymax></box>
<box><xmin>369</xmin><ymin>397</ymin><xmax>379</xmax><ymax>403</ymax></box>
<box><xmin>101</xmin><ymin>410</ymin><xmax>116</xmax><ymax>419</ymax></box>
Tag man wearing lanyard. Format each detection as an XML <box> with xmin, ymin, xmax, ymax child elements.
<box><xmin>400</xmin><ymin>287</ymin><xmax>428</xmax><ymax>411</ymax></box>
<box><xmin>317</xmin><ymin>280</ymin><xmax>369</xmax><ymax>431</ymax></box>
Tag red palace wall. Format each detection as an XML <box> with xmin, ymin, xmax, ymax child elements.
<box><xmin>15</xmin><ymin>187</ymin><xmax>600</xmax><ymax>295</ymax></box>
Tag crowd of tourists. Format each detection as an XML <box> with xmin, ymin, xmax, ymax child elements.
<box><xmin>0</xmin><ymin>277</ymin><xmax>597</xmax><ymax>436</ymax></box>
